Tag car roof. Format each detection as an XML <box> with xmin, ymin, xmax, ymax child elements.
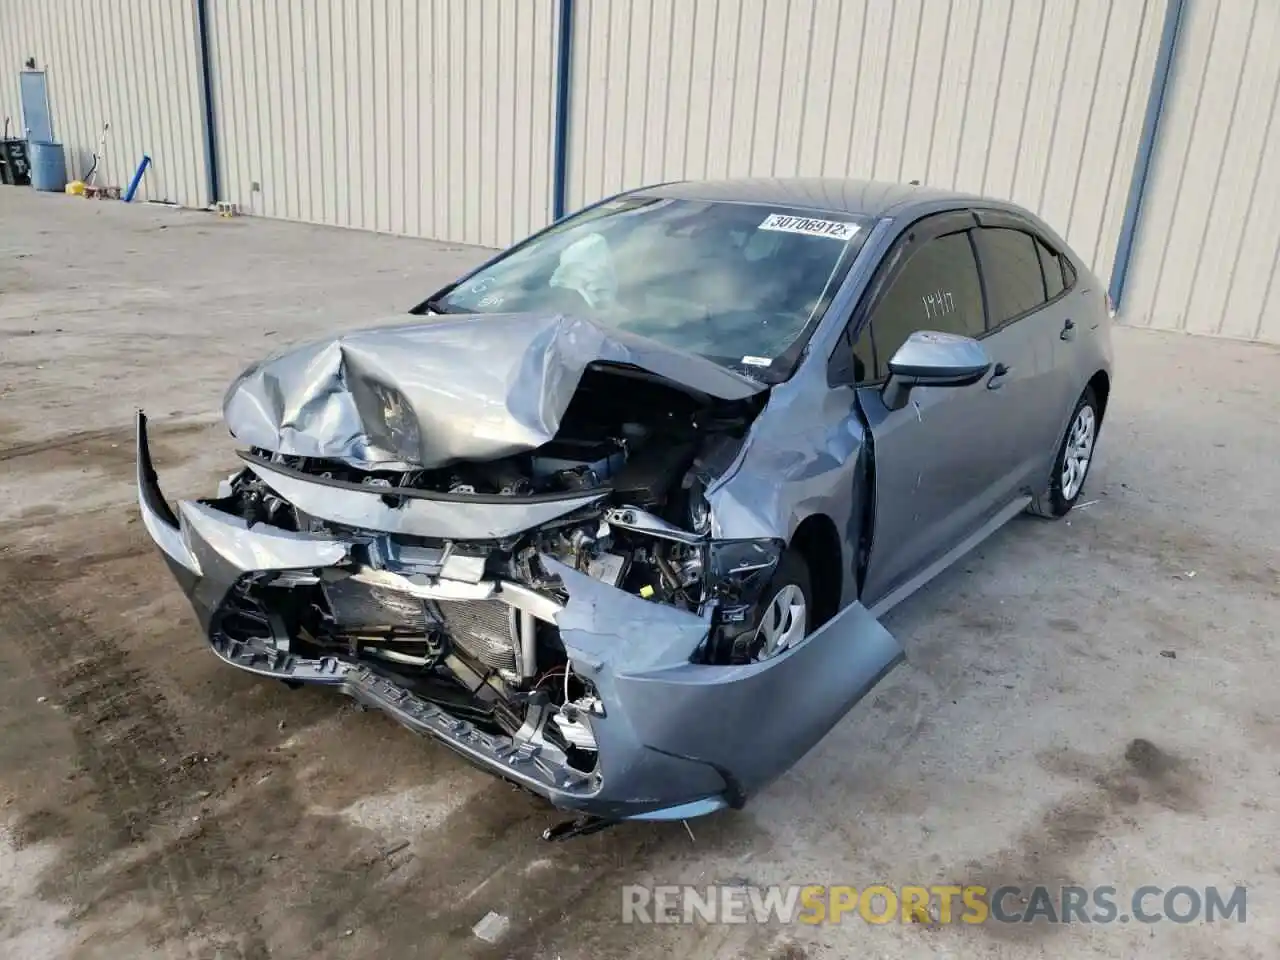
<box><xmin>630</xmin><ymin>177</ymin><xmax>1004</xmax><ymax>223</ymax></box>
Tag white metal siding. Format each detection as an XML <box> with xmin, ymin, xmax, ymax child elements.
<box><xmin>7</xmin><ymin>0</ymin><xmax>1277</xmax><ymax>344</ymax></box>
<box><xmin>208</xmin><ymin>0</ymin><xmax>557</xmax><ymax>249</ymax></box>
<box><xmin>568</xmin><ymin>0</ymin><xmax>1166</xmax><ymax>281</ymax></box>
<box><xmin>1122</xmin><ymin>0</ymin><xmax>1280</xmax><ymax>342</ymax></box>
<box><xmin>0</xmin><ymin>0</ymin><xmax>207</xmax><ymax>205</ymax></box>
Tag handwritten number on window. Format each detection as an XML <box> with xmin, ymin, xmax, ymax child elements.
<box><xmin>921</xmin><ymin>289</ymin><xmax>954</xmax><ymax>320</ymax></box>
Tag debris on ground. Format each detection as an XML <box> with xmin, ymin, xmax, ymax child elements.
<box><xmin>472</xmin><ymin>911</ymin><xmax>510</xmax><ymax>943</ymax></box>
<box><xmin>379</xmin><ymin>839</ymin><xmax>411</xmax><ymax>860</ymax></box>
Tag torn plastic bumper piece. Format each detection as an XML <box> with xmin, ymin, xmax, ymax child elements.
<box><xmin>136</xmin><ymin>411</ymin><xmax>352</xmax><ymax>632</ymax></box>
<box><xmin>137</xmin><ymin>411</ymin><xmax>905</xmax><ymax>820</ymax></box>
<box><xmin>547</xmin><ymin>559</ymin><xmax>905</xmax><ymax>805</ymax></box>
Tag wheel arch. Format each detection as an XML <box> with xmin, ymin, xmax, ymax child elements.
<box><xmin>1087</xmin><ymin>369</ymin><xmax>1111</xmax><ymax>423</ymax></box>
<box><xmin>789</xmin><ymin>513</ymin><xmax>843</xmax><ymax>629</ymax></box>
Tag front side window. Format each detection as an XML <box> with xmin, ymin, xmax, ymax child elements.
<box><xmin>974</xmin><ymin>227</ymin><xmax>1048</xmax><ymax>326</ymax></box>
<box><xmin>434</xmin><ymin>197</ymin><xmax>870</xmax><ymax>381</ymax></box>
<box><xmin>863</xmin><ymin>231</ymin><xmax>985</xmax><ymax>379</ymax></box>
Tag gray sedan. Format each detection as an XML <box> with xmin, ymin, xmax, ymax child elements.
<box><xmin>137</xmin><ymin>178</ymin><xmax>1112</xmax><ymax>838</ymax></box>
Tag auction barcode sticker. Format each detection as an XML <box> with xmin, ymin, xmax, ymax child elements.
<box><xmin>758</xmin><ymin>213</ymin><xmax>860</xmax><ymax>241</ymax></box>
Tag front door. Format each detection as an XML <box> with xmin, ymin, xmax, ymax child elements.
<box><xmin>851</xmin><ymin>221</ymin><xmax>1013</xmax><ymax>609</ymax></box>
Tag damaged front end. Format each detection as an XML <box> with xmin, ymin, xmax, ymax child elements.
<box><xmin>137</xmin><ymin>318</ymin><xmax>901</xmax><ymax>824</ymax></box>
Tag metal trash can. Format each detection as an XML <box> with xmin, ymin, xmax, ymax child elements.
<box><xmin>28</xmin><ymin>140</ymin><xmax>66</xmax><ymax>192</ymax></box>
<box><xmin>0</xmin><ymin>138</ymin><xmax>30</xmax><ymax>185</ymax></box>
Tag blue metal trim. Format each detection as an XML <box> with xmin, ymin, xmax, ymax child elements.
<box><xmin>195</xmin><ymin>0</ymin><xmax>221</xmax><ymax>205</ymax></box>
<box><xmin>551</xmin><ymin>0</ymin><xmax>575</xmax><ymax>222</ymax></box>
<box><xmin>1109</xmin><ymin>0</ymin><xmax>1187</xmax><ymax>311</ymax></box>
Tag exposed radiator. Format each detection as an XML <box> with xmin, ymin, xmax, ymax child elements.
<box><xmin>434</xmin><ymin>599</ymin><xmax>518</xmax><ymax>672</ymax></box>
<box><xmin>322</xmin><ymin>578</ymin><xmax>427</xmax><ymax>632</ymax></box>
<box><xmin>321</xmin><ymin>578</ymin><xmax>519</xmax><ymax>673</ymax></box>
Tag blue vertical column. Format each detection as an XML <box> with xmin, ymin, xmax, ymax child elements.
<box><xmin>551</xmin><ymin>0</ymin><xmax>575</xmax><ymax>222</ymax></box>
<box><xmin>1108</xmin><ymin>0</ymin><xmax>1188</xmax><ymax>312</ymax></box>
<box><xmin>195</xmin><ymin>0</ymin><xmax>221</xmax><ymax>206</ymax></box>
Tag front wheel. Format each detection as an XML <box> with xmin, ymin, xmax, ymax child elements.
<box><xmin>747</xmin><ymin>549</ymin><xmax>813</xmax><ymax>662</ymax></box>
<box><xmin>1029</xmin><ymin>386</ymin><xmax>1100</xmax><ymax>519</ymax></box>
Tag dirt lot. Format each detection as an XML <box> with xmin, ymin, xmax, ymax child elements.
<box><xmin>0</xmin><ymin>188</ymin><xmax>1276</xmax><ymax>959</ymax></box>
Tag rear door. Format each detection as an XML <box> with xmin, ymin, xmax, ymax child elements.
<box><xmin>852</xmin><ymin>214</ymin><xmax>1016</xmax><ymax>608</ymax></box>
<box><xmin>1037</xmin><ymin>237</ymin><xmax>1092</xmax><ymax>446</ymax></box>
<box><xmin>971</xmin><ymin>218</ymin><xmax>1078</xmax><ymax>486</ymax></box>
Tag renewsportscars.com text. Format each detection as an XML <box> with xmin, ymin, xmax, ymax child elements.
<box><xmin>621</xmin><ymin>883</ymin><xmax>1247</xmax><ymax>926</ymax></box>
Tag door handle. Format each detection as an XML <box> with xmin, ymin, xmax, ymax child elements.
<box><xmin>1060</xmin><ymin>318</ymin><xmax>1076</xmax><ymax>341</ymax></box>
<box><xmin>986</xmin><ymin>362</ymin><xmax>1010</xmax><ymax>389</ymax></box>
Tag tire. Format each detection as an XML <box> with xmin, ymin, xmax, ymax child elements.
<box><xmin>746</xmin><ymin>549</ymin><xmax>813</xmax><ymax>662</ymax></box>
<box><xmin>1028</xmin><ymin>385</ymin><xmax>1100</xmax><ymax>519</ymax></box>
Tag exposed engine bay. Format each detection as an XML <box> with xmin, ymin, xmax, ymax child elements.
<box><xmin>208</xmin><ymin>364</ymin><xmax>770</xmax><ymax>773</ymax></box>
<box><xmin>138</xmin><ymin>310</ymin><xmax>905</xmax><ymax>831</ymax></box>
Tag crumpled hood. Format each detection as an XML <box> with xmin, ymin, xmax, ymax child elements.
<box><xmin>222</xmin><ymin>311</ymin><xmax>764</xmax><ymax>470</ymax></box>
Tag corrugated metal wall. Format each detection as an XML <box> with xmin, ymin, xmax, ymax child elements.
<box><xmin>6</xmin><ymin>0</ymin><xmax>1277</xmax><ymax>343</ymax></box>
<box><xmin>1122</xmin><ymin>0</ymin><xmax>1280</xmax><ymax>342</ymax></box>
<box><xmin>207</xmin><ymin>0</ymin><xmax>558</xmax><ymax>249</ymax></box>
<box><xmin>567</xmin><ymin>0</ymin><xmax>1166</xmax><ymax>282</ymax></box>
<box><xmin>0</xmin><ymin>0</ymin><xmax>207</xmax><ymax>205</ymax></box>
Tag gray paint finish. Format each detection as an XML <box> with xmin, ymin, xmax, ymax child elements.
<box><xmin>690</xmin><ymin>182</ymin><xmax>1113</xmax><ymax>611</ymax></box>
<box><xmin>138</xmin><ymin>180</ymin><xmax>1114</xmax><ymax>819</ymax></box>
<box><xmin>550</xmin><ymin>558</ymin><xmax>904</xmax><ymax>802</ymax></box>
<box><xmin>222</xmin><ymin>311</ymin><xmax>763</xmax><ymax>471</ymax></box>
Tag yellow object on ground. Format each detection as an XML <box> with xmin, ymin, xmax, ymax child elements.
<box><xmin>65</xmin><ymin>180</ymin><xmax>86</xmax><ymax>195</ymax></box>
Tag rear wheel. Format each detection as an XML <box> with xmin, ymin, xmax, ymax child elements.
<box><xmin>749</xmin><ymin>549</ymin><xmax>812</xmax><ymax>661</ymax></box>
<box><xmin>1029</xmin><ymin>386</ymin><xmax>1099</xmax><ymax>519</ymax></box>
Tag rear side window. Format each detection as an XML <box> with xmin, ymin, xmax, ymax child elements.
<box><xmin>974</xmin><ymin>228</ymin><xmax>1047</xmax><ymax>326</ymax></box>
<box><xmin>865</xmin><ymin>231</ymin><xmax>984</xmax><ymax>379</ymax></box>
<box><xmin>1036</xmin><ymin>237</ymin><xmax>1066</xmax><ymax>299</ymax></box>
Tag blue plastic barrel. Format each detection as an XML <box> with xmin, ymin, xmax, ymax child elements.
<box><xmin>28</xmin><ymin>141</ymin><xmax>67</xmax><ymax>192</ymax></box>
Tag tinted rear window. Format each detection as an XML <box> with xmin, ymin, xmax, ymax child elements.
<box><xmin>975</xmin><ymin>228</ymin><xmax>1047</xmax><ymax>326</ymax></box>
<box><xmin>1036</xmin><ymin>237</ymin><xmax>1066</xmax><ymax>299</ymax></box>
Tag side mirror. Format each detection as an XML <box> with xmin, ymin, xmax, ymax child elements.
<box><xmin>882</xmin><ymin>330</ymin><xmax>991</xmax><ymax>411</ymax></box>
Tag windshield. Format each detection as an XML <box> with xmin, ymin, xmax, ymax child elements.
<box><xmin>434</xmin><ymin>197</ymin><xmax>870</xmax><ymax>379</ymax></box>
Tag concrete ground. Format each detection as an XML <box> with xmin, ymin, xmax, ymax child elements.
<box><xmin>0</xmin><ymin>187</ymin><xmax>1275</xmax><ymax>960</ymax></box>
